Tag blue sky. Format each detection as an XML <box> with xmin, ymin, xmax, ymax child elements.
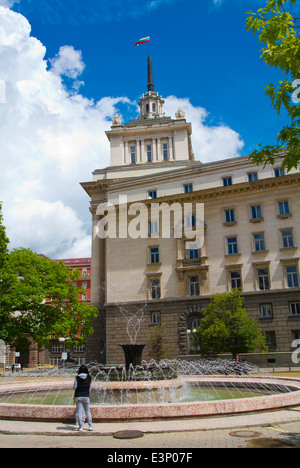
<box><xmin>0</xmin><ymin>0</ymin><xmax>297</xmax><ymax>258</ymax></box>
<box><xmin>10</xmin><ymin>0</ymin><xmax>291</xmax><ymax>154</ymax></box>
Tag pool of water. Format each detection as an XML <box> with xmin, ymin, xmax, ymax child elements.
<box><xmin>0</xmin><ymin>386</ymin><xmax>277</xmax><ymax>406</ymax></box>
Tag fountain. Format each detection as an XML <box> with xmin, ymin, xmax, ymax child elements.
<box><xmin>1</xmin><ymin>358</ymin><xmax>300</xmax><ymax>421</ymax></box>
<box><xmin>1</xmin><ymin>303</ymin><xmax>300</xmax><ymax>421</ymax></box>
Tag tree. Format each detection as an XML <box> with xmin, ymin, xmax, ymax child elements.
<box><xmin>0</xmin><ymin>202</ymin><xmax>9</xmax><ymax>270</ymax></box>
<box><xmin>192</xmin><ymin>289</ymin><xmax>267</xmax><ymax>358</ymax></box>
<box><xmin>148</xmin><ymin>322</ymin><xmax>170</xmax><ymax>362</ymax></box>
<box><xmin>246</xmin><ymin>0</ymin><xmax>300</xmax><ymax>171</ymax></box>
<box><xmin>0</xmin><ymin>206</ymin><xmax>98</xmax><ymax>350</ymax></box>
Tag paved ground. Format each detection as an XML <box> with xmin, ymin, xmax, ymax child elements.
<box><xmin>1</xmin><ymin>408</ymin><xmax>300</xmax><ymax>448</ymax></box>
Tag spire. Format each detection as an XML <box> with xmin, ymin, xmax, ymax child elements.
<box><xmin>147</xmin><ymin>56</ymin><xmax>154</xmax><ymax>92</ymax></box>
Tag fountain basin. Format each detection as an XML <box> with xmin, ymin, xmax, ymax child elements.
<box><xmin>1</xmin><ymin>376</ymin><xmax>300</xmax><ymax>422</ymax></box>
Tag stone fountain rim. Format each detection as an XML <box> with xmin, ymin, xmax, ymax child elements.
<box><xmin>0</xmin><ymin>376</ymin><xmax>300</xmax><ymax>422</ymax></box>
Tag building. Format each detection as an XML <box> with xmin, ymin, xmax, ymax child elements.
<box><xmin>82</xmin><ymin>57</ymin><xmax>300</xmax><ymax>367</ymax></box>
<box><xmin>43</xmin><ymin>257</ymin><xmax>96</xmax><ymax>366</ymax></box>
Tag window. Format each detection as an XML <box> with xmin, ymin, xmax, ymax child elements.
<box><xmin>275</xmin><ymin>167</ymin><xmax>285</xmax><ymax>177</ymax></box>
<box><xmin>230</xmin><ymin>271</ymin><xmax>242</xmax><ymax>289</ymax></box>
<box><xmin>187</xmin><ymin>243</ymin><xmax>199</xmax><ymax>259</ymax></box>
<box><xmin>148</xmin><ymin>190</ymin><xmax>157</xmax><ymax>199</ymax></box>
<box><xmin>251</xmin><ymin>205</ymin><xmax>262</xmax><ymax>220</ymax></box>
<box><xmin>82</xmin><ymin>293</ymin><xmax>87</xmax><ymax>300</ymax></box>
<box><xmin>225</xmin><ymin>209</ymin><xmax>236</xmax><ymax>224</ymax></box>
<box><xmin>82</xmin><ymin>268</ymin><xmax>88</xmax><ymax>276</ymax></box>
<box><xmin>281</xmin><ymin>230</ymin><xmax>294</xmax><ymax>248</ymax></box>
<box><xmin>257</xmin><ymin>268</ymin><xmax>270</xmax><ymax>290</ymax></box>
<box><xmin>223</xmin><ymin>176</ymin><xmax>232</xmax><ymax>186</ymax></box>
<box><xmin>185</xmin><ymin>215</ymin><xmax>196</xmax><ymax>227</ymax></box>
<box><xmin>163</xmin><ymin>143</ymin><xmax>169</xmax><ymax>161</ymax></box>
<box><xmin>130</xmin><ymin>146</ymin><xmax>136</xmax><ymax>164</ymax></box>
<box><xmin>248</xmin><ymin>172</ymin><xmax>258</xmax><ymax>182</ymax></box>
<box><xmin>290</xmin><ymin>303</ymin><xmax>300</xmax><ymax>316</ymax></box>
<box><xmin>151</xmin><ymin>311</ymin><xmax>161</xmax><ymax>325</ymax></box>
<box><xmin>152</xmin><ymin>103</ymin><xmax>156</xmax><ymax>112</ymax></box>
<box><xmin>278</xmin><ymin>200</ymin><xmax>290</xmax><ymax>216</ymax></box>
<box><xmin>149</xmin><ymin>221</ymin><xmax>159</xmax><ymax>235</ymax></box>
<box><xmin>150</xmin><ymin>247</ymin><xmax>159</xmax><ymax>264</ymax></box>
<box><xmin>286</xmin><ymin>266</ymin><xmax>299</xmax><ymax>288</ymax></box>
<box><xmin>146</xmin><ymin>145</ymin><xmax>152</xmax><ymax>162</ymax></box>
<box><xmin>260</xmin><ymin>304</ymin><xmax>273</xmax><ymax>319</ymax></box>
<box><xmin>150</xmin><ymin>279</ymin><xmax>161</xmax><ymax>299</ymax></box>
<box><xmin>189</xmin><ymin>276</ymin><xmax>200</xmax><ymax>297</ymax></box>
<box><xmin>227</xmin><ymin>237</ymin><xmax>238</xmax><ymax>255</ymax></box>
<box><xmin>253</xmin><ymin>233</ymin><xmax>266</xmax><ymax>252</ymax></box>
<box><xmin>52</xmin><ymin>345</ymin><xmax>64</xmax><ymax>353</ymax></box>
<box><xmin>266</xmin><ymin>331</ymin><xmax>276</xmax><ymax>347</ymax></box>
<box><xmin>184</xmin><ymin>184</ymin><xmax>193</xmax><ymax>193</ymax></box>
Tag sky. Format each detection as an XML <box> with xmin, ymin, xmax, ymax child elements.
<box><xmin>0</xmin><ymin>0</ymin><xmax>297</xmax><ymax>259</ymax></box>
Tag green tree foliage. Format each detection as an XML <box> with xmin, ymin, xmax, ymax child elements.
<box><xmin>148</xmin><ymin>322</ymin><xmax>170</xmax><ymax>362</ymax></box>
<box><xmin>192</xmin><ymin>289</ymin><xmax>267</xmax><ymax>358</ymax></box>
<box><xmin>246</xmin><ymin>0</ymin><xmax>300</xmax><ymax>171</ymax></box>
<box><xmin>0</xmin><ymin>204</ymin><xmax>98</xmax><ymax>350</ymax></box>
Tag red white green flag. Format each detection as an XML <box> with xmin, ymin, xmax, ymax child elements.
<box><xmin>135</xmin><ymin>36</ymin><xmax>150</xmax><ymax>46</ymax></box>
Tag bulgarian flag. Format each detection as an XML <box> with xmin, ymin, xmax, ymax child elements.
<box><xmin>135</xmin><ymin>36</ymin><xmax>150</xmax><ymax>46</ymax></box>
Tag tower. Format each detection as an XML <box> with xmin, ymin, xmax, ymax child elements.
<box><xmin>105</xmin><ymin>56</ymin><xmax>195</xmax><ymax>168</ymax></box>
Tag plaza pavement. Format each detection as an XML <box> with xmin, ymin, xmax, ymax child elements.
<box><xmin>1</xmin><ymin>407</ymin><xmax>300</xmax><ymax>448</ymax></box>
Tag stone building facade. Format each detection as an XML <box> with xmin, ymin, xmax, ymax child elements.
<box><xmin>82</xmin><ymin>57</ymin><xmax>300</xmax><ymax>368</ymax></box>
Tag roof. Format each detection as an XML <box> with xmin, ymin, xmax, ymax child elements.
<box><xmin>53</xmin><ymin>258</ymin><xmax>91</xmax><ymax>265</ymax></box>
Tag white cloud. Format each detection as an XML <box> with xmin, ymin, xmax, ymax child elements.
<box><xmin>50</xmin><ymin>45</ymin><xmax>85</xmax><ymax>92</ymax></box>
<box><xmin>0</xmin><ymin>7</ymin><xmax>131</xmax><ymax>258</ymax></box>
<box><xmin>164</xmin><ymin>96</ymin><xmax>244</xmax><ymax>162</ymax></box>
<box><xmin>0</xmin><ymin>8</ymin><xmax>243</xmax><ymax>259</ymax></box>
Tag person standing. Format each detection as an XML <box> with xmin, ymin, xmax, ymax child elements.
<box><xmin>73</xmin><ymin>365</ymin><xmax>93</xmax><ymax>431</ymax></box>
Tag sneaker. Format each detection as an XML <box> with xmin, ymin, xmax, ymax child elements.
<box><xmin>88</xmin><ymin>426</ymin><xmax>93</xmax><ymax>431</ymax></box>
<box><xmin>77</xmin><ymin>427</ymin><xmax>83</xmax><ymax>432</ymax></box>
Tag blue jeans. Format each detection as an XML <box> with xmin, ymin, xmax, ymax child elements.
<box><xmin>75</xmin><ymin>397</ymin><xmax>93</xmax><ymax>428</ymax></box>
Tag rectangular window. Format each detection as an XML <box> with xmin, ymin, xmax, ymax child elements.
<box><xmin>223</xmin><ymin>176</ymin><xmax>232</xmax><ymax>186</ymax></box>
<box><xmin>230</xmin><ymin>271</ymin><xmax>242</xmax><ymax>289</ymax></box>
<box><xmin>290</xmin><ymin>303</ymin><xmax>300</xmax><ymax>316</ymax></box>
<box><xmin>163</xmin><ymin>143</ymin><xmax>169</xmax><ymax>161</ymax></box>
<box><xmin>253</xmin><ymin>233</ymin><xmax>266</xmax><ymax>251</ymax></box>
<box><xmin>149</xmin><ymin>221</ymin><xmax>159</xmax><ymax>235</ymax></box>
<box><xmin>266</xmin><ymin>331</ymin><xmax>276</xmax><ymax>347</ymax></box>
<box><xmin>148</xmin><ymin>190</ymin><xmax>157</xmax><ymax>199</ymax></box>
<box><xmin>227</xmin><ymin>237</ymin><xmax>238</xmax><ymax>255</ymax></box>
<box><xmin>130</xmin><ymin>146</ymin><xmax>136</xmax><ymax>164</ymax></box>
<box><xmin>260</xmin><ymin>304</ymin><xmax>273</xmax><ymax>319</ymax></box>
<box><xmin>150</xmin><ymin>279</ymin><xmax>161</xmax><ymax>300</ymax></box>
<box><xmin>150</xmin><ymin>247</ymin><xmax>159</xmax><ymax>264</ymax></box>
<box><xmin>187</xmin><ymin>243</ymin><xmax>199</xmax><ymax>259</ymax></box>
<box><xmin>185</xmin><ymin>215</ymin><xmax>196</xmax><ymax>227</ymax></box>
<box><xmin>281</xmin><ymin>230</ymin><xmax>294</xmax><ymax>248</ymax></box>
<box><xmin>275</xmin><ymin>167</ymin><xmax>285</xmax><ymax>177</ymax></box>
<box><xmin>146</xmin><ymin>145</ymin><xmax>152</xmax><ymax>162</ymax></box>
<box><xmin>278</xmin><ymin>200</ymin><xmax>290</xmax><ymax>216</ymax></box>
<box><xmin>257</xmin><ymin>268</ymin><xmax>270</xmax><ymax>290</ymax></box>
<box><xmin>184</xmin><ymin>184</ymin><xmax>193</xmax><ymax>193</ymax></box>
<box><xmin>251</xmin><ymin>205</ymin><xmax>262</xmax><ymax>220</ymax></box>
<box><xmin>151</xmin><ymin>311</ymin><xmax>161</xmax><ymax>325</ymax></box>
<box><xmin>225</xmin><ymin>209</ymin><xmax>236</xmax><ymax>224</ymax></box>
<box><xmin>189</xmin><ymin>276</ymin><xmax>200</xmax><ymax>297</ymax></box>
<box><xmin>248</xmin><ymin>172</ymin><xmax>258</xmax><ymax>182</ymax></box>
<box><xmin>286</xmin><ymin>266</ymin><xmax>299</xmax><ymax>288</ymax></box>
